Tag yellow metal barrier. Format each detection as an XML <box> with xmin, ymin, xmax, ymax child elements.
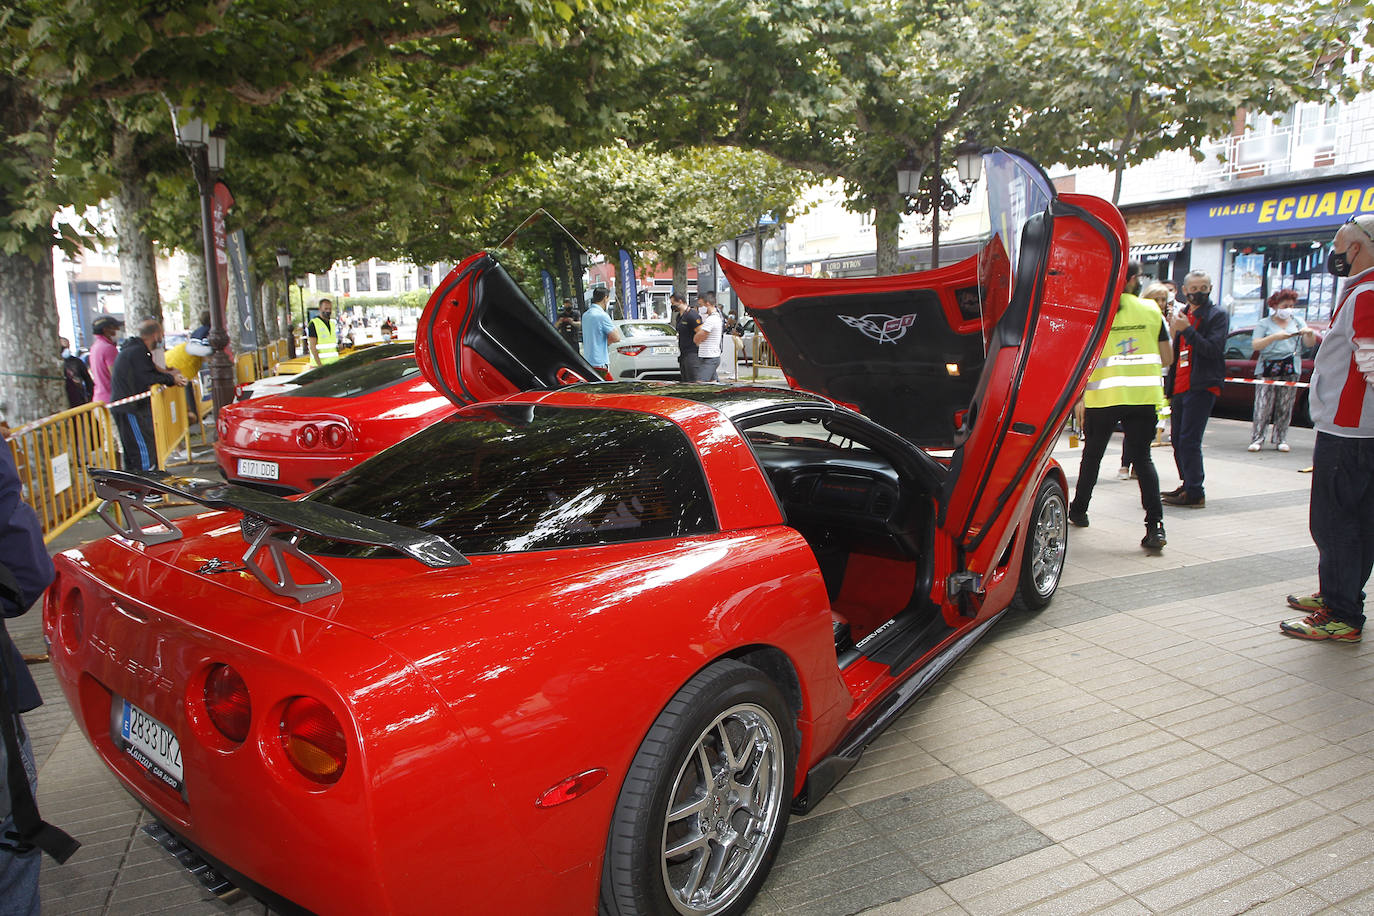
<box><xmin>235</xmin><ymin>353</ymin><xmax>258</xmax><ymax>386</ymax></box>
<box><xmin>5</xmin><ymin>402</ymin><xmax>120</xmax><ymax>543</ymax></box>
<box><xmin>149</xmin><ymin>384</ymin><xmax>193</xmax><ymax>468</ymax></box>
<box><xmin>193</xmin><ymin>379</ymin><xmax>216</xmax><ymax>448</ymax></box>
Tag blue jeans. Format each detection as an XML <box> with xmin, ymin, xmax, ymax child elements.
<box><xmin>1309</xmin><ymin>432</ymin><xmax>1374</xmax><ymax>628</ymax></box>
<box><xmin>1169</xmin><ymin>389</ymin><xmax>1216</xmax><ymax>497</ymax></box>
<box><xmin>0</xmin><ymin>731</ymin><xmax>40</xmax><ymax>916</ymax></box>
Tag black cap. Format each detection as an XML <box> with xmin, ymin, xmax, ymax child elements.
<box><xmin>92</xmin><ymin>315</ymin><xmax>123</xmax><ymax>334</ymax></box>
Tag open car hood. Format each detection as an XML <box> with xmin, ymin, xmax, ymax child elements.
<box><xmin>722</xmin><ymin>149</ymin><xmax>1127</xmax><ymax>554</ymax></box>
<box><xmin>416</xmin><ymin>252</ymin><xmax>602</xmax><ymax>408</ymax></box>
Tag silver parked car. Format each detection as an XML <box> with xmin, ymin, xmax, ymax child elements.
<box><xmin>609</xmin><ymin>320</ymin><xmax>680</xmax><ymax>381</ymax></box>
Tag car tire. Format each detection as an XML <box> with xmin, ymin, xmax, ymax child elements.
<box><xmin>1017</xmin><ymin>476</ymin><xmax>1067</xmax><ymax>610</ymax></box>
<box><xmin>600</xmin><ymin>660</ymin><xmax>796</xmax><ymax>916</ymax></box>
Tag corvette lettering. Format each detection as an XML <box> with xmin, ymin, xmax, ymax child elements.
<box><xmin>840</xmin><ymin>312</ymin><xmax>918</xmax><ymax>344</ymax></box>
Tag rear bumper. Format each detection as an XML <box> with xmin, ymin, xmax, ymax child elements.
<box><xmin>213</xmin><ymin>443</ymin><xmax>368</xmax><ymax>493</ymax></box>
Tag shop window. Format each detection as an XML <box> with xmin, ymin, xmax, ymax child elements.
<box><xmin>1223</xmin><ymin>235</ymin><xmax>1337</xmax><ymax>326</ymax></box>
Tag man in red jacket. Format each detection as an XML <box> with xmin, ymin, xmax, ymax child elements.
<box><xmin>1281</xmin><ymin>214</ymin><xmax>1374</xmax><ymax>642</ymax></box>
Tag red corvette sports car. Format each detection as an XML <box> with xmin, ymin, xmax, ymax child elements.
<box><xmin>45</xmin><ymin>151</ymin><xmax>1125</xmax><ymax>916</ymax></box>
<box><xmin>214</xmin><ymin>353</ymin><xmax>453</xmax><ymax>494</ymax></box>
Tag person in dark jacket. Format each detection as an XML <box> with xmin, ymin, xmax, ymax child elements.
<box><xmin>110</xmin><ymin>318</ymin><xmax>186</xmax><ymax>475</ymax></box>
<box><xmin>1162</xmin><ymin>271</ymin><xmax>1230</xmax><ymax>508</ymax></box>
<box><xmin>1</xmin><ymin>446</ymin><xmax>78</xmax><ymax>910</ymax></box>
<box><xmin>59</xmin><ymin>338</ymin><xmax>93</xmax><ymax>408</ymax></box>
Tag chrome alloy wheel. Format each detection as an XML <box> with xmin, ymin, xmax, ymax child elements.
<box><xmin>1028</xmin><ymin>488</ymin><xmax>1067</xmax><ymax>597</ymax></box>
<box><xmin>660</xmin><ymin>703</ymin><xmax>786</xmax><ymax>915</ymax></box>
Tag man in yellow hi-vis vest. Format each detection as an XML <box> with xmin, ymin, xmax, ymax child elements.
<box><xmin>307</xmin><ymin>298</ymin><xmax>340</xmax><ymax>367</ymax></box>
<box><xmin>1068</xmin><ymin>262</ymin><xmax>1174</xmax><ymax>551</ymax></box>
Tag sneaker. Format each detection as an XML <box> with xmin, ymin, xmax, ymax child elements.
<box><xmin>140</xmin><ymin>493</ymin><xmax>164</xmax><ymax>505</ymax></box>
<box><xmin>1286</xmin><ymin>592</ymin><xmax>1325</xmax><ymax>612</ymax></box>
<box><xmin>1141</xmin><ymin>521</ymin><xmax>1167</xmax><ymax>550</ymax></box>
<box><xmin>1068</xmin><ymin>508</ymin><xmax>1089</xmax><ymax>528</ymax></box>
<box><xmin>1247</xmin><ymin>440</ymin><xmax>1262</xmax><ymax>452</ymax></box>
<box><xmin>1279</xmin><ymin>610</ymin><xmax>1361</xmax><ymax>642</ymax></box>
<box><xmin>1117</xmin><ymin>467</ymin><xmax>1132</xmax><ymax>480</ymax></box>
<box><xmin>1277</xmin><ymin>442</ymin><xmax>1290</xmax><ymax>452</ymax></box>
<box><xmin>1161</xmin><ymin>490</ymin><xmax>1205</xmax><ymax>508</ymax></box>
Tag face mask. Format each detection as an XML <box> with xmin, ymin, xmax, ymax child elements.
<box><xmin>1186</xmin><ymin>291</ymin><xmax>1210</xmax><ymax>307</ymax></box>
<box><xmin>1328</xmin><ymin>248</ymin><xmax>1352</xmax><ymax>277</ymax></box>
<box><xmin>60</xmin><ymin>347</ymin><xmax>72</xmax><ymax>359</ymax></box>
<box><xmin>1273</xmin><ymin>308</ymin><xmax>1293</xmax><ymax>322</ymax></box>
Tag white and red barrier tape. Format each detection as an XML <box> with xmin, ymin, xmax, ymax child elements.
<box><xmin>1223</xmin><ymin>377</ymin><xmax>1309</xmax><ymax>388</ymax></box>
<box><xmin>100</xmin><ymin>389</ymin><xmax>156</xmax><ymax>408</ymax></box>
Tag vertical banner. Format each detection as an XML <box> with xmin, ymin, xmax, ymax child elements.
<box><xmin>226</xmin><ymin>229</ymin><xmax>259</xmax><ymax>350</ymax></box>
<box><xmin>212</xmin><ymin>183</ymin><xmax>234</xmax><ymax>326</ymax></box>
<box><xmin>540</xmin><ymin>270</ymin><xmax>557</xmax><ymax>322</ymax></box>
<box><xmin>618</xmin><ymin>249</ymin><xmax>639</xmax><ymax>320</ymax></box>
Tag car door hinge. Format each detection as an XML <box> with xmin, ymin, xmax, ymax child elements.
<box><xmin>947</xmin><ymin>570</ymin><xmax>984</xmax><ymax>596</ymax></box>
<box><xmin>947</xmin><ymin>570</ymin><xmax>985</xmax><ymax>618</ymax></box>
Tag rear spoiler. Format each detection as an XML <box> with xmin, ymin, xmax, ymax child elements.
<box><xmin>91</xmin><ymin>468</ymin><xmax>467</xmax><ymax>603</ymax></box>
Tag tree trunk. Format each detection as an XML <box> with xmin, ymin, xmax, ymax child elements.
<box><xmin>1112</xmin><ymin>90</ymin><xmax>1142</xmax><ymax>206</ymax></box>
<box><xmin>110</xmin><ymin>125</ymin><xmax>162</xmax><ymax>324</ymax></box>
<box><xmin>0</xmin><ymin>248</ymin><xmax>67</xmax><ymax>425</ymax></box>
<box><xmin>185</xmin><ymin>249</ymin><xmax>209</xmax><ymax>323</ymax></box>
<box><xmin>672</xmin><ymin>250</ymin><xmax>688</xmax><ymax>297</ymax></box>
<box><xmin>874</xmin><ymin>194</ymin><xmax>904</xmax><ymax>276</ymax></box>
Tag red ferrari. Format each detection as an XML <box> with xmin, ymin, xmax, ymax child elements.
<box><xmin>214</xmin><ymin>353</ymin><xmax>453</xmax><ymax>494</ymax></box>
<box><xmin>45</xmin><ymin>150</ymin><xmax>1125</xmax><ymax>916</ymax></box>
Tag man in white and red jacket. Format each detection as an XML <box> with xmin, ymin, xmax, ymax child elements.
<box><xmin>1281</xmin><ymin>214</ymin><xmax>1374</xmax><ymax>642</ymax></box>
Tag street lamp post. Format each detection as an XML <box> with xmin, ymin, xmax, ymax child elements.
<box><xmin>276</xmin><ymin>247</ymin><xmax>296</xmax><ymax>358</ymax></box>
<box><xmin>897</xmin><ymin>138</ymin><xmax>984</xmax><ymax>270</ymax></box>
<box><xmin>174</xmin><ymin>113</ymin><xmax>235</xmax><ymax>414</ymax></box>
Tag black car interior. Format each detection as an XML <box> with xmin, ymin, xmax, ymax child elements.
<box><xmin>739</xmin><ymin>414</ymin><xmax>940</xmax><ymax>666</ymax></box>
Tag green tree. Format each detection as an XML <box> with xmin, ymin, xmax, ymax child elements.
<box><xmin>1009</xmin><ymin>0</ymin><xmax>1369</xmax><ymax>203</ymax></box>
<box><xmin>1</xmin><ymin>0</ymin><xmax>637</xmax><ymax>422</ymax></box>
<box><xmin>511</xmin><ymin>143</ymin><xmax>809</xmax><ymax>303</ymax></box>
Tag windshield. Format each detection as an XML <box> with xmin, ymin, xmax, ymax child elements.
<box><xmin>617</xmin><ymin>322</ymin><xmax>674</xmax><ymax>339</ymax></box>
<box><xmin>281</xmin><ymin>356</ymin><xmax>420</xmax><ymax>399</ymax></box>
<box><xmin>303</xmin><ymin>404</ymin><xmax>716</xmax><ymax>555</ymax></box>
<box><xmin>288</xmin><ymin>343</ymin><xmax>413</xmax><ymax>386</ymax></box>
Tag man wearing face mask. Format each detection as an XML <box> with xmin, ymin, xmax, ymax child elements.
<box><xmin>89</xmin><ymin>315</ymin><xmax>122</xmax><ymax>404</ymax></box>
<box><xmin>1280</xmin><ymin>214</ymin><xmax>1374</xmax><ymax>643</ymax></box>
<box><xmin>1067</xmin><ymin>261</ymin><xmax>1172</xmax><ymax>550</ymax></box>
<box><xmin>1162</xmin><ymin>271</ymin><xmax>1229</xmax><ymax>508</ymax></box>
<box><xmin>110</xmin><ymin>318</ymin><xmax>187</xmax><ymax>477</ymax></box>
<box><xmin>59</xmin><ymin>337</ymin><xmax>93</xmax><ymax>408</ymax></box>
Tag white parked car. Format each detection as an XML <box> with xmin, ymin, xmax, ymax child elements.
<box><xmin>608</xmin><ymin>320</ymin><xmax>680</xmax><ymax>381</ymax></box>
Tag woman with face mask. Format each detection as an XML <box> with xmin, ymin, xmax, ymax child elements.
<box><xmin>1249</xmin><ymin>289</ymin><xmax>1317</xmax><ymax>452</ymax></box>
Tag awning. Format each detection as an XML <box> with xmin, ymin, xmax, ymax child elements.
<box><xmin>1129</xmin><ymin>241</ymin><xmax>1186</xmax><ymax>261</ymax></box>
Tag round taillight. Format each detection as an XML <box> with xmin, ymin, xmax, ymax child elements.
<box><xmin>280</xmin><ymin>697</ymin><xmax>347</xmax><ymax>785</ymax></box>
<box><xmin>204</xmin><ymin>664</ymin><xmax>252</xmax><ymax>743</ymax></box>
<box><xmin>297</xmin><ymin>424</ymin><xmax>320</xmax><ymax>448</ymax></box>
<box><xmin>323</xmin><ymin>424</ymin><xmax>346</xmax><ymax>449</ymax></box>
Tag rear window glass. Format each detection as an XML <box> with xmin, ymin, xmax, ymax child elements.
<box><xmin>282</xmin><ymin>356</ymin><xmax>419</xmax><ymax>399</ymax></box>
<box><xmin>289</xmin><ymin>343</ymin><xmax>413</xmax><ymax>386</ymax></box>
<box><xmin>303</xmin><ymin>405</ymin><xmax>716</xmax><ymax>555</ymax></box>
<box><xmin>618</xmin><ymin>322</ymin><xmax>674</xmax><ymax>339</ymax></box>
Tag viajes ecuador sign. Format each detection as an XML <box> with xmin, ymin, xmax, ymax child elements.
<box><xmin>1185</xmin><ymin>172</ymin><xmax>1374</xmax><ymax>237</ymax></box>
